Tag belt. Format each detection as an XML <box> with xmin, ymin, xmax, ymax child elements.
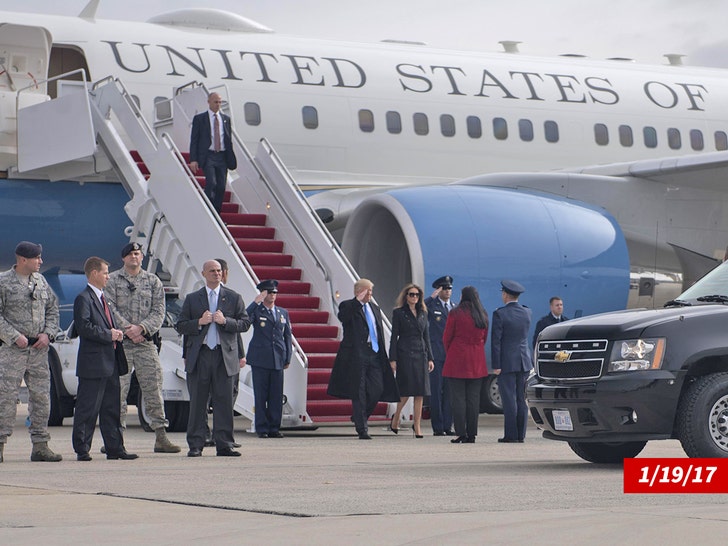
<box><xmin>201</xmin><ymin>345</ymin><xmax>221</xmax><ymax>351</ymax></box>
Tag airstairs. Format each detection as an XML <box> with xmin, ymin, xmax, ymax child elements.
<box><xmin>14</xmin><ymin>74</ymin><xmax>392</xmax><ymax>427</ymax></box>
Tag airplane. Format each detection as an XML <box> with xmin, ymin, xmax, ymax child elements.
<box><xmin>1</xmin><ymin>2</ymin><xmax>728</xmax><ymax>422</ymax></box>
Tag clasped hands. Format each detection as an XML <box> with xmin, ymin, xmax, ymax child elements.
<box><xmin>199</xmin><ymin>309</ymin><xmax>226</xmax><ymax>326</ymax></box>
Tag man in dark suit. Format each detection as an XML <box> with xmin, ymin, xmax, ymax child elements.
<box><xmin>424</xmin><ymin>275</ymin><xmax>455</xmax><ymax>436</ymax></box>
<box><xmin>532</xmin><ymin>296</ymin><xmax>568</xmax><ymax>348</ymax></box>
<box><xmin>245</xmin><ymin>280</ymin><xmax>292</xmax><ymax>439</ymax></box>
<box><xmin>491</xmin><ymin>280</ymin><xmax>532</xmax><ymax>444</ymax></box>
<box><xmin>327</xmin><ymin>279</ymin><xmax>399</xmax><ymax>439</ymax></box>
<box><xmin>188</xmin><ymin>92</ymin><xmax>237</xmax><ymax>214</ymax></box>
<box><xmin>176</xmin><ymin>260</ymin><xmax>251</xmax><ymax>457</ymax></box>
<box><xmin>72</xmin><ymin>256</ymin><xmax>138</xmax><ymax>461</ymax></box>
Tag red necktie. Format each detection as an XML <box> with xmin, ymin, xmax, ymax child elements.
<box><xmin>101</xmin><ymin>294</ymin><xmax>116</xmax><ymax>347</ymax></box>
<box><xmin>213</xmin><ymin>114</ymin><xmax>221</xmax><ymax>152</ymax></box>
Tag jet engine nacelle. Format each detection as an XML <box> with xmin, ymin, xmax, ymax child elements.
<box><xmin>341</xmin><ymin>185</ymin><xmax>630</xmax><ymax>322</ymax></box>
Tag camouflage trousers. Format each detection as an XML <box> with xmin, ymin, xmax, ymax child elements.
<box><xmin>0</xmin><ymin>345</ymin><xmax>51</xmax><ymax>444</ymax></box>
<box><xmin>119</xmin><ymin>340</ymin><xmax>168</xmax><ymax>430</ymax></box>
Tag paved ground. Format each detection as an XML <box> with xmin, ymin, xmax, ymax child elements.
<box><xmin>1</xmin><ymin>405</ymin><xmax>727</xmax><ymax>544</ymax></box>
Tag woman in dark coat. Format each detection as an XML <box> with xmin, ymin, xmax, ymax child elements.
<box><xmin>442</xmin><ymin>286</ymin><xmax>488</xmax><ymax>443</ymax></box>
<box><xmin>388</xmin><ymin>283</ymin><xmax>434</xmax><ymax>438</ymax></box>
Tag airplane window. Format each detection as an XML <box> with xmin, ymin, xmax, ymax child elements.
<box><xmin>643</xmin><ymin>126</ymin><xmax>658</xmax><ymax>148</ymax></box>
<box><xmin>154</xmin><ymin>96</ymin><xmax>171</xmax><ymax>121</ymax></box>
<box><xmin>244</xmin><ymin>102</ymin><xmax>261</xmax><ymax>126</ymax></box>
<box><xmin>302</xmin><ymin>106</ymin><xmax>319</xmax><ymax>129</ymax></box>
<box><xmin>358</xmin><ymin>109</ymin><xmax>374</xmax><ymax>133</ymax></box>
<box><xmin>544</xmin><ymin>120</ymin><xmax>559</xmax><ymax>143</ymax></box>
<box><xmin>386</xmin><ymin>111</ymin><xmax>402</xmax><ymax>134</ymax></box>
<box><xmin>667</xmin><ymin>128</ymin><xmax>681</xmax><ymax>149</ymax></box>
<box><xmin>690</xmin><ymin>129</ymin><xmax>704</xmax><ymax>151</ymax></box>
<box><xmin>493</xmin><ymin>118</ymin><xmax>508</xmax><ymax>140</ymax></box>
<box><xmin>413</xmin><ymin>113</ymin><xmax>429</xmax><ymax>135</ymax></box>
<box><xmin>716</xmin><ymin>131</ymin><xmax>728</xmax><ymax>151</ymax></box>
<box><xmin>466</xmin><ymin>116</ymin><xmax>482</xmax><ymax>138</ymax></box>
<box><xmin>619</xmin><ymin>125</ymin><xmax>633</xmax><ymax>147</ymax></box>
<box><xmin>594</xmin><ymin>123</ymin><xmax>609</xmax><ymax>146</ymax></box>
<box><xmin>440</xmin><ymin>114</ymin><xmax>456</xmax><ymax>137</ymax></box>
<box><xmin>519</xmin><ymin>119</ymin><xmax>533</xmax><ymax>142</ymax></box>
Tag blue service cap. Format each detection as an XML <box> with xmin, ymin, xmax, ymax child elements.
<box><xmin>15</xmin><ymin>241</ymin><xmax>42</xmax><ymax>259</ymax></box>
<box><xmin>256</xmin><ymin>279</ymin><xmax>279</xmax><ymax>293</ymax></box>
<box><xmin>501</xmin><ymin>279</ymin><xmax>525</xmax><ymax>296</ymax></box>
<box><xmin>432</xmin><ymin>275</ymin><xmax>454</xmax><ymax>289</ymax></box>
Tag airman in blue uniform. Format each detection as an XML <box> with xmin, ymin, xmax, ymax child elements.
<box><xmin>245</xmin><ymin>280</ymin><xmax>292</xmax><ymax>438</ymax></box>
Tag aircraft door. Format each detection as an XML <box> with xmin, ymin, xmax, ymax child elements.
<box><xmin>0</xmin><ymin>23</ymin><xmax>52</xmax><ymax>168</ymax></box>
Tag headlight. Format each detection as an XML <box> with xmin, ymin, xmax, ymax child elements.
<box><xmin>608</xmin><ymin>338</ymin><xmax>666</xmax><ymax>372</ymax></box>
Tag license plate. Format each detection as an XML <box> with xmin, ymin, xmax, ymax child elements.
<box><xmin>552</xmin><ymin>409</ymin><xmax>573</xmax><ymax>431</ymax></box>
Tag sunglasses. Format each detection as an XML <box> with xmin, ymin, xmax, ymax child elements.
<box><xmin>407</xmin><ymin>292</ymin><xmax>420</xmax><ymax>297</ymax></box>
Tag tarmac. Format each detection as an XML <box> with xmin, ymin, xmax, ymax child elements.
<box><xmin>1</xmin><ymin>405</ymin><xmax>728</xmax><ymax>545</ymax></box>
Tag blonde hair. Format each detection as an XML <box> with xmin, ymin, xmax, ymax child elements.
<box><xmin>354</xmin><ymin>278</ymin><xmax>374</xmax><ymax>294</ymax></box>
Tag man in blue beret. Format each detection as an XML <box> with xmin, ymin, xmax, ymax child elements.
<box><xmin>491</xmin><ymin>280</ymin><xmax>532</xmax><ymax>443</ymax></box>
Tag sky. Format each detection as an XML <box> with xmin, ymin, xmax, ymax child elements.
<box><xmin>1</xmin><ymin>0</ymin><xmax>728</xmax><ymax>68</ymax></box>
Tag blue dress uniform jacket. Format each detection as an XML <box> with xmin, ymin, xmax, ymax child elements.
<box><xmin>532</xmin><ymin>313</ymin><xmax>569</xmax><ymax>348</ymax></box>
<box><xmin>246</xmin><ymin>302</ymin><xmax>292</xmax><ymax>370</ymax></box>
<box><xmin>491</xmin><ymin>302</ymin><xmax>533</xmax><ymax>374</ymax></box>
<box><xmin>246</xmin><ymin>302</ymin><xmax>292</xmax><ymax>435</ymax></box>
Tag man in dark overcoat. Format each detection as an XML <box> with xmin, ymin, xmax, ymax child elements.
<box><xmin>327</xmin><ymin>279</ymin><xmax>399</xmax><ymax>439</ymax></box>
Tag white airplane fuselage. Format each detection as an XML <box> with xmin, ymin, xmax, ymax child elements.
<box><xmin>1</xmin><ymin>8</ymin><xmax>728</xmax><ymax>316</ymax></box>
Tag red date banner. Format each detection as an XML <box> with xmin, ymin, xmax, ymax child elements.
<box><xmin>624</xmin><ymin>458</ymin><xmax>728</xmax><ymax>493</ymax></box>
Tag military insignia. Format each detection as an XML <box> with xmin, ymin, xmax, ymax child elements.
<box><xmin>260</xmin><ymin>318</ymin><xmax>267</xmax><ymax>328</ymax></box>
<box><xmin>436</xmin><ymin>316</ymin><xmax>441</xmax><ymax>321</ymax></box>
<box><xmin>280</xmin><ymin>316</ymin><xmax>286</xmax><ymax>323</ymax></box>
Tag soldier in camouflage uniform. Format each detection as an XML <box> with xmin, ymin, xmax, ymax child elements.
<box><xmin>105</xmin><ymin>242</ymin><xmax>180</xmax><ymax>453</ymax></box>
<box><xmin>0</xmin><ymin>242</ymin><xmax>62</xmax><ymax>462</ymax></box>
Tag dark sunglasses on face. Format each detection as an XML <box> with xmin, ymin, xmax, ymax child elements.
<box><xmin>407</xmin><ymin>292</ymin><xmax>420</xmax><ymax>297</ymax></box>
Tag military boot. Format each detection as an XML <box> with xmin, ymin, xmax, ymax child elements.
<box><xmin>30</xmin><ymin>442</ymin><xmax>63</xmax><ymax>462</ymax></box>
<box><xmin>154</xmin><ymin>428</ymin><xmax>181</xmax><ymax>453</ymax></box>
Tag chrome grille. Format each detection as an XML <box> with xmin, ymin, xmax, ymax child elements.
<box><xmin>536</xmin><ymin>339</ymin><xmax>608</xmax><ymax>380</ymax></box>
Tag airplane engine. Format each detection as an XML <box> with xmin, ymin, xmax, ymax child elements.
<box><xmin>340</xmin><ymin>185</ymin><xmax>630</xmax><ymax>321</ymax></box>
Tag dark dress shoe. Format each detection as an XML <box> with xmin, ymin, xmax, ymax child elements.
<box><xmin>444</xmin><ymin>430</ymin><xmax>456</xmax><ymax>436</ymax></box>
<box><xmin>268</xmin><ymin>432</ymin><xmax>284</xmax><ymax>438</ymax></box>
<box><xmin>216</xmin><ymin>448</ymin><xmax>241</xmax><ymax>457</ymax></box>
<box><xmin>100</xmin><ymin>446</ymin><xmax>106</xmax><ymax>454</ymax></box>
<box><xmin>433</xmin><ymin>431</ymin><xmax>445</xmax><ymax>436</ymax></box>
<box><xmin>77</xmin><ymin>453</ymin><xmax>92</xmax><ymax>461</ymax></box>
<box><xmin>358</xmin><ymin>432</ymin><xmax>372</xmax><ymax>440</ymax></box>
<box><xmin>257</xmin><ymin>433</ymin><xmax>269</xmax><ymax>439</ymax></box>
<box><xmin>232</xmin><ymin>441</ymin><xmax>242</xmax><ymax>447</ymax></box>
<box><xmin>497</xmin><ymin>438</ymin><xmax>519</xmax><ymax>443</ymax></box>
<box><xmin>187</xmin><ymin>448</ymin><xmax>202</xmax><ymax>457</ymax></box>
<box><xmin>450</xmin><ymin>436</ymin><xmax>467</xmax><ymax>443</ymax></box>
<box><xmin>465</xmin><ymin>436</ymin><xmax>476</xmax><ymax>443</ymax></box>
<box><xmin>107</xmin><ymin>450</ymin><xmax>139</xmax><ymax>460</ymax></box>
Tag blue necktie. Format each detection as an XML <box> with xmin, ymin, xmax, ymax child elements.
<box><xmin>364</xmin><ymin>303</ymin><xmax>379</xmax><ymax>352</ymax></box>
<box><xmin>206</xmin><ymin>289</ymin><xmax>218</xmax><ymax>349</ymax></box>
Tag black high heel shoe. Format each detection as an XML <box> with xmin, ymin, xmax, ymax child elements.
<box><xmin>389</xmin><ymin>416</ymin><xmax>399</xmax><ymax>434</ymax></box>
<box><xmin>412</xmin><ymin>425</ymin><xmax>423</xmax><ymax>439</ymax></box>
<box><xmin>450</xmin><ymin>435</ymin><xmax>467</xmax><ymax>443</ymax></box>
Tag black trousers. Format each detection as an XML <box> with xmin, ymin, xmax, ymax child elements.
<box><xmin>72</xmin><ymin>373</ymin><xmax>124</xmax><ymax>456</ymax></box>
<box><xmin>448</xmin><ymin>377</ymin><xmax>483</xmax><ymax>439</ymax></box>
<box><xmin>351</xmin><ymin>352</ymin><xmax>384</xmax><ymax>434</ymax></box>
<box><xmin>187</xmin><ymin>346</ymin><xmax>234</xmax><ymax>450</ymax></box>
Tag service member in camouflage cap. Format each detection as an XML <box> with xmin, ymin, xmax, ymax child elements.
<box><xmin>105</xmin><ymin>242</ymin><xmax>180</xmax><ymax>453</ymax></box>
<box><xmin>0</xmin><ymin>241</ymin><xmax>62</xmax><ymax>462</ymax></box>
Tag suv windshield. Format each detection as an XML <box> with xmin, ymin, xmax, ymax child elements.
<box><xmin>678</xmin><ymin>261</ymin><xmax>728</xmax><ymax>302</ymax></box>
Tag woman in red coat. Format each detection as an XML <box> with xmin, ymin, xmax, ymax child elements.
<box><xmin>442</xmin><ymin>286</ymin><xmax>488</xmax><ymax>443</ymax></box>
